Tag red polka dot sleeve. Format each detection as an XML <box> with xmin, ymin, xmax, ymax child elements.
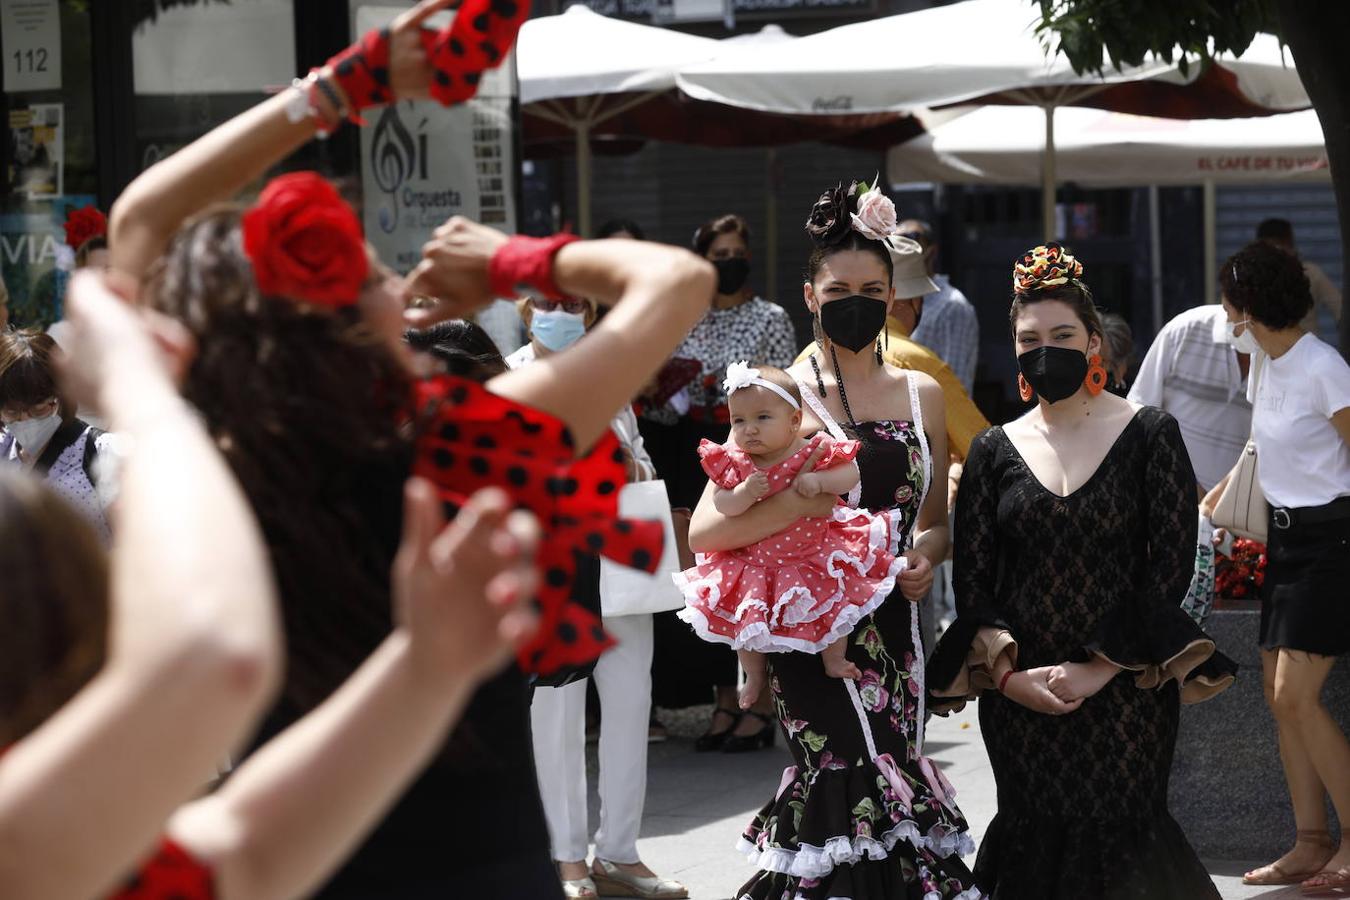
<box><xmin>811</xmin><ymin>434</ymin><xmax>861</xmax><ymax>471</ymax></box>
<box><xmin>697</xmin><ymin>438</ymin><xmax>751</xmax><ymax>490</ymax></box>
<box><xmin>411</xmin><ymin>376</ymin><xmax>665</xmax><ymax>675</ymax></box>
<box><xmin>107</xmin><ymin>838</ymin><xmax>214</xmax><ymax>900</ymax></box>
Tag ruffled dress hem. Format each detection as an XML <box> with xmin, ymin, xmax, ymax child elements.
<box><xmin>677</xmin><ymin>505</ymin><xmax>906</xmax><ymax>653</ymax></box>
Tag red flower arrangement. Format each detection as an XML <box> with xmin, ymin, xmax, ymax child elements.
<box><xmin>1215</xmin><ymin>538</ymin><xmax>1267</xmax><ymax>600</ymax></box>
<box><xmin>64</xmin><ymin>205</ymin><xmax>107</xmax><ymax>251</ymax></box>
<box><xmin>240</xmin><ymin>172</ymin><xmax>368</xmax><ymax>308</ymax></box>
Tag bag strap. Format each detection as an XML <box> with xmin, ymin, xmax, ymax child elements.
<box><xmin>82</xmin><ymin>426</ymin><xmax>105</xmax><ymax>485</ymax></box>
<box><xmin>906</xmin><ymin>374</ymin><xmax>932</xmax><ymax>521</ymax></box>
<box><xmin>1244</xmin><ymin>351</ymin><xmax>1265</xmax><ymax>440</ymax></box>
<box><xmin>793</xmin><ymin>373</ymin><xmax>862</xmax><ymax>509</ymax></box>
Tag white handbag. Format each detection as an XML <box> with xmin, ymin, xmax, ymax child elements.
<box><xmin>1212</xmin><ymin>352</ymin><xmax>1268</xmax><ymax>543</ymax></box>
<box><xmin>599</xmin><ymin>478</ymin><xmax>686</xmax><ymax>617</ymax></box>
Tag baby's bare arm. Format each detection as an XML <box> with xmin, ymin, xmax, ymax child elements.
<box><xmin>713</xmin><ymin>483</ymin><xmax>758</xmax><ymax>517</ymax></box>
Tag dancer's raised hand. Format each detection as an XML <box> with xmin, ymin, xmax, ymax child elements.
<box><xmin>394</xmin><ymin>480</ymin><xmax>541</xmax><ymax>685</ymax></box>
<box><xmin>404</xmin><ymin>217</ymin><xmax>510</xmax><ymax>323</ymax></box>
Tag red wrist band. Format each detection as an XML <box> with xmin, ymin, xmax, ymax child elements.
<box><xmin>325</xmin><ymin>27</ymin><xmax>395</xmax><ymax>123</ymax></box>
<box><xmin>998</xmin><ymin>669</ymin><xmax>1014</xmax><ymax>694</ymax></box>
<box><xmin>488</xmin><ymin>233</ymin><xmax>581</xmax><ymax>300</ymax></box>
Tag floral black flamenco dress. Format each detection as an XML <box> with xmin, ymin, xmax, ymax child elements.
<box><xmin>928</xmin><ymin>408</ymin><xmax>1237</xmax><ymax>900</ymax></box>
<box><xmin>736</xmin><ymin>376</ymin><xmax>983</xmax><ymax>900</ymax></box>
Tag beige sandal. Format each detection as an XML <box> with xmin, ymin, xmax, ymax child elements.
<box><xmin>1243</xmin><ymin>830</ymin><xmax>1337</xmax><ymax>886</ymax></box>
<box><xmin>591</xmin><ymin>859</ymin><xmax>688</xmax><ymax>899</ymax></box>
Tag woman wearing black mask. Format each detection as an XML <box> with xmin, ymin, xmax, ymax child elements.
<box><xmin>640</xmin><ymin>213</ymin><xmax>797</xmax><ymax>752</ymax></box>
<box><xmin>927</xmin><ymin>243</ymin><xmax>1237</xmax><ymax>899</ymax></box>
<box><xmin>687</xmin><ymin>181</ymin><xmax>981</xmax><ymax>900</ymax></box>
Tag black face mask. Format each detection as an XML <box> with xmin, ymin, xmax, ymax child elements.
<box><xmin>819</xmin><ymin>294</ymin><xmax>888</xmax><ymax>353</ymax></box>
<box><xmin>1018</xmin><ymin>346</ymin><xmax>1089</xmax><ymax>404</ymax></box>
<box><xmin>713</xmin><ymin>257</ymin><xmax>751</xmax><ymax>295</ymax></box>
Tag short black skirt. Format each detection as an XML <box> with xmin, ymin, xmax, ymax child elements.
<box><xmin>1259</xmin><ymin>503</ymin><xmax>1350</xmax><ymax>657</ymax></box>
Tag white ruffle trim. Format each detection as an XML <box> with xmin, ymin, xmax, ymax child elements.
<box><xmin>675</xmin><ymin>506</ymin><xmax>907</xmax><ymax>654</ymax></box>
<box><xmin>736</xmin><ymin>817</ymin><xmax>976</xmax><ymax>881</ymax></box>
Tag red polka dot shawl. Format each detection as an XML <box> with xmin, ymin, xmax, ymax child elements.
<box><xmin>412</xmin><ymin>375</ymin><xmax>665</xmax><ymax>674</ymax></box>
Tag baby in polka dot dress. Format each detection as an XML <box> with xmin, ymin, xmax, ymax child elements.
<box><xmin>676</xmin><ymin>363</ymin><xmax>908</xmax><ymax>708</ymax></box>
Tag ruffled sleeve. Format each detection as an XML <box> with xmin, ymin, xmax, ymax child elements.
<box><xmin>927</xmin><ymin>428</ymin><xmax>1018</xmax><ymax>714</ymax></box>
<box><xmin>108</xmin><ymin>838</ymin><xmax>214</xmax><ymax>899</ymax></box>
<box><xmin>810</xmin><ymin>434</ymin><xmax>861</xmax><ymax>471</ymax></box>
<box><xmin>411</xmin><ymin>375</ymin><xmax>665</xmax><ymax>678</ymax></box>
<box><xmin>697</xmin><ymin>438</ymin><xmax>746</xmax><ymax>490</ymax></box>
<box><xmin>1084</xmin><ymin>410</ymin><xmax>1236</xmax><ymax>703</ymax></box>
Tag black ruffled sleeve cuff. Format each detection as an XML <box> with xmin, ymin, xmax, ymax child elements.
<box><xmin>1084</xmin><ymin>603</ymin><xmax>1237</xmax><ymax>704</ymax></box>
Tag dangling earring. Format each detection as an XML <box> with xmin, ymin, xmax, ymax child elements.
<box><xmin>1018</xmin><ymin>373</ymin><xmax>1035</xmax><ymax>403</ymax></box>
<box><xmin>1085</xmin><ymin>354</ymin><xmax>1108</xmax><ymax>396</ymax></box>
<box><xmin>875</xmin><ymin>335</ymin><xmax>883</xmax><ymax>367</ymax></box>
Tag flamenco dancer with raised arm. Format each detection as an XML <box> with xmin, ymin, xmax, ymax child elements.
<box><xmin>105</xmin><ymin>2</ymin><xmax>715</xmax><ymax>896</ymax></box>
<box><xmin>688</xmin><ymin>180</ymin><xmax>982</xmax><ymax>900</ymax></box>
<box><xmin>927</xmin><ymin>243</ymin><xmax>1237</xmax><ymax>899</ymax></box>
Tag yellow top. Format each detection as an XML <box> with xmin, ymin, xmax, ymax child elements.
<box><xmin>796</xmin><ymin>317</ymin><xmax>990</xmax><ymax>460</ymax></box>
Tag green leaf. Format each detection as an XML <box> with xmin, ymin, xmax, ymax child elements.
<box><xmin>800</xmin><ymin>730</ymin><xmax>828</xmax><ymax>753</ymax></box>
<box><xmin>851</xmin><ymin>797</ymin><xmax>880</xmax><ymax>821</ymax></box>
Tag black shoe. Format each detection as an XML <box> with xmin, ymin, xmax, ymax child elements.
<box><xmin>694</xmin><ymin>707</ymin><xmax>742</xmax><ymax>752</ymax></box>
<box><xmin>721</xmin><ymin>710</ymin><xmax>776</xmax><ymax>753</ymax></box>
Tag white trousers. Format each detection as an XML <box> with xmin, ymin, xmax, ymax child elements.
<box><xmin>531</xmin><ymin>613</ymin><xmax>653</xmax><ymax>864</ymax></box>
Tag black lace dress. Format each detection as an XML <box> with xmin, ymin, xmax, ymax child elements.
<box><xmin>736</xmin><ymin>418</ymin><xmax>982</xmax><ymax>900</ymax></box>
<box><xmin>928</xmin><ymin>407</ymin><xmax>1236</xmax><ymax>900</ymax></box>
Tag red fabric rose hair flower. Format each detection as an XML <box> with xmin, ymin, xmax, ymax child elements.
<box><xmin>241</xmin><ymin>172</ymin><xmax>369</xmax><ymax>308</ymax></box>
<box><xmin>63</xmin><ymin>204</ymin><xmax>107</xmax><ymax>251</ymax></box>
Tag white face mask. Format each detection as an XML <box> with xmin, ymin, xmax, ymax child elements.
<box><xmin>4</xmin><ymin>411</ymin><xmax>62</xmax><ymax>454</ymax></box>
<box><xmin>1225</xmin><ymin>318</ymin><xmax>1260</xmax><ymax>355</ymax></box>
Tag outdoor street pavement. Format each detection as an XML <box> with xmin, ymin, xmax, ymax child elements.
<box><xmin>574</xmin><ymin>703</ymin><xmax>1306</xmax><ymax>899</ymax></box>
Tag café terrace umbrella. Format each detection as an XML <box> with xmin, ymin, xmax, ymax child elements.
<box><xmin>517</xmin><ymin>6</ymin><xmax>719</xmax><ymax>235</ymax></box>
<box><xmin>676</xmin><ymin>0</ymin><xmax>1312</xmax><ymax>240</ymax></box>
<box><xmin>887</xmin><ymin>105</ymin><xmax>1329</xmax><ymax>332</ymax></box>
<box><xmin>518</xmin><ymin>10</ymin><xmax>923</xmax><ymax>234</ymax></box>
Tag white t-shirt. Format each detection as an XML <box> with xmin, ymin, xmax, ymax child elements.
<box><xmin>1252</xmin><ymin>334</ymin><xmax>1350</xmax><ymax>509</ymax></box>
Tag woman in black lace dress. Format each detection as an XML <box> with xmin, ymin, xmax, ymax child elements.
<box><xmin>929</xmin><ymin>243</ymin><xmax>1237</xmax><ymax>899</ymax></box>
<box><xmin>689</xmin><ymin>181</ymin><xmax>982</xmax><ymax>900</ymax></box>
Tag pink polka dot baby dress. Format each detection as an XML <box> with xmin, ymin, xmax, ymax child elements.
<box><xmin>675</xmin><ymin>432</ymin><xmax>907</xmax><ymax>653</ymax></box>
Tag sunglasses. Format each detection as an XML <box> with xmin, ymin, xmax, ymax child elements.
<box><xmin>529</xmin><ymin>297</ymin><xmax>589</xmax><ymax>315</ymax></box>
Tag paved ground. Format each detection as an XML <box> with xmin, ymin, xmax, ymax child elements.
<box><xmin>568</xmin><ymin>703</ymin><xmax>1305</xmax><ymax>899</ymax></box>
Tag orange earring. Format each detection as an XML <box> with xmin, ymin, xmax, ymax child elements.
<box><xmin>1085</xmin><ymin>354</ymin><xmax>1108</xmax><ymax>396</ymax></box>
<box><xmin>1018</xmin><ymin>373</ymin><xmax>1034</xmax><ymax>402</ymax></box>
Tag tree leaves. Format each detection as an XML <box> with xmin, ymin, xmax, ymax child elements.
<box><xmin>1033</xmin><ymin>0</ymin><xmax>1279</xmax><ymax>77</ymax></box>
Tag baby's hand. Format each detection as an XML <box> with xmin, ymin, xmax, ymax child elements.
<box><xmin>745</xmin><ymin>470</ymin><xmax>771</xmax><ymax>500</ymax></box>
<box><xmin>794</xmin><ymin>472</ymin><xmax>822</xmax><ymax>498</ymax></box>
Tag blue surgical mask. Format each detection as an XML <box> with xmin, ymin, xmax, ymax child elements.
<box><xmin>530</xmin><ymin>308</ymin><xmax>587</xmax><ymax>352</ymax></box>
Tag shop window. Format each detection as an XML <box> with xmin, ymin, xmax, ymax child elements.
<box><xmin>1</xmin><ymin>0</ymin><xmax>98</xmax><ymax>330</ymax></box>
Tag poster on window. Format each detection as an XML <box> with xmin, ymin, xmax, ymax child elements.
<box><xmin>355</xmin><ymin>5</ymin><xmax>516</xmax><ymax>275</ymax></box>
<box><xmin>7</xmin><ymin>102</ymin><xmax>62</xmax><ymax>198</ymax></box>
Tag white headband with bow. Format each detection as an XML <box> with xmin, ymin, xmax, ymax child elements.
<box><xmin>723</xmin><ymin>361</ymin><xmax>800</xmax><ymax>410</ymax></box>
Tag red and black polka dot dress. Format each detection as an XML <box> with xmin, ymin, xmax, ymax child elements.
<box><xmin>411</xmin><ymin>375</ymin><xmax>665</xmax><ymax>675</ymax></box>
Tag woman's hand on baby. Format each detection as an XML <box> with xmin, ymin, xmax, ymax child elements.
<box><xmin>793</xmin><ymin>472</ymin><xmax>823</xmax><ymax>498</ymax></box>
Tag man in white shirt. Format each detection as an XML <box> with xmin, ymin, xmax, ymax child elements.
<box><xmin>897</xmin><ymin>219</ymin><xmax>980</xmax><ymax>393</ymax></box>
<box><xmin>1257</xmin><ymin>218</ymin><xmax>1342</xmax><ymax>335</ymax></box>
<box><xmin>1129</xmin><ymin>304</ymin><xmax>1252</xmax><ymax>493</ymax></box>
